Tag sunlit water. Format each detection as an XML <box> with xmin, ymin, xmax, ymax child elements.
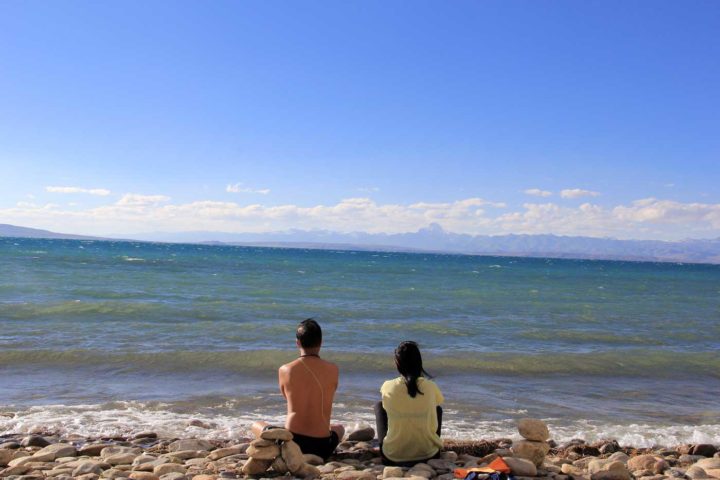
<box><xmin>1</xmin><ymin>238</ymin><xmax>718</xmax><ymax>446</ymax></box>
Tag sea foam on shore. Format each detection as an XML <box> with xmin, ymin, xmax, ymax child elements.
<box><xmin>1</xmin><ymin>403</ymin><xmax>719</xmax><ymax>449</ymax></box>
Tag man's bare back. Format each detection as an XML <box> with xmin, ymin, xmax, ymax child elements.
<box><xmin>280</xmin><ymin>354</ymin><xmax>338</xmax><ymax>437</ymax></box>
<box><xmin>251</xmin><ymin>319</ymin><xmax>344</xmax><ymax>455</ymax></box>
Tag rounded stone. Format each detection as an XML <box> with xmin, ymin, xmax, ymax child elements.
<box><xmin>73</xmin><ymin>461</ymin><xmax>106</xmax><ymax>476</ymax></box>
<box><xmin>129</xmin><ymin>472</ymin><xmax>160</xmax><ymax>480</ymax></box>
<box><xmin>153</xmin><ymin>463</ymin><xmax>186</xmax><ymax>476</ymax></box>
<box><xmin>503</xmin><ymin>457</ymin><xmax>538</xmax><ymax>477</ymax></box>
<box><xmin>347</xmin><ymin>427</ymin><xmax>375</xmax><ymax>442</ymax></box>
<box><xmin>303</xmin><ymin>454</ymin><xmax>324</xmax><ymax>466</ymax></box>
<box><xmin>260</xmin><ymin>428</ymin><xmax>293</xmax><ymax>442</ymax></box>
<box><xmin>383</xmin><ymin>466</ymin><xmax>404</xmax><ymax>478</ymax></box>
<box><xmin>271</xmin><ymin>456</ymin><xmax>288</xmax><ymax>474</ymax></box>
<box><xmin>589</xmin><ymin>461</ymin><xmax>632</xmax><ymax>480</ymax></box>
<box><xmin>241</xmin><ymin>457</ymin><xmax>271</xmax><ymax>475</ymax></box>
<box><xmin>686</xmin><ymin>466</ymin><xmax>709</xmax><ymax>479</ymax></box>
<box><xmin>246</xmin><ymin>443</ymin><xmax>280</xmax><ymax>460</ymax></box>
<box><xmin>696</xmin><ymin>459</ymin><xmax>720</xmax><ymax>470</ymax></box>
<box><xmin>627</xmin><ymin>455</ymin><xmax>667</xmax><ymax>474</ymax></box>
<box><xmin>207</xmin><ymin>446</ymin><xmax>245</xmax><ymax>461</ymax></box>
<box><xmin>690</xmin><ymin>446</ymin><xmax>718</xmax><ymax>458</ymax></box>
<box><xmin>512</xmin><ymin>440</ymin><xmax>550</xmax><ymax>467</ymax></box>
<box><xmin>281</xmin><ymin>440</ymin><xmax>304</xmax><ymax>473</ymax></box>
<box><xmin>297</xmin><ymin>463</ymin><xmax>321</xmax><ymax>478</ymax></box>
<box><xmin>21</xmin><ymin>436</ymin><xmax>50</xmax><ymax>448</ymax></box>
<box><xmin>517</xmin><ymin>418</ymin><xmax>550</xmax><ymax>442</ymax></box>
<box><xmin>168</xmin><ymin>440</ymin><xmax>212</xmax><ymax>453</ymax></box>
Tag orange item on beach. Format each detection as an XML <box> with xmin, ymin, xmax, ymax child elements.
<box><xmin>453</xmin><ymin>457</ymin><xmax>511</xmax><ymax>479</ymax></box>
<box><xmin>487</xmin><ymin>457</ymin><xmax>511</xmax><ymax>473</ymax></box>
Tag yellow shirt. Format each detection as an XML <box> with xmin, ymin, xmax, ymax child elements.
<box><xmin>380</xmin><ymin>376</ymin><xmax>444</xmax><ymax>462</ymax></box>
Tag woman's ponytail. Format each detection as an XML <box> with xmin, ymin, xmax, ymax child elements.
<box><xmin>395</xmin><ymin>341</ymin><xmax>432</xmax><ymax>398</ymax></box>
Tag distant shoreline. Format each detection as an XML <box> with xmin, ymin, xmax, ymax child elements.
<box><xmin>3</xmin><ymin>232</ymin><xmax>720</xmax><ymax>266</ymax></box>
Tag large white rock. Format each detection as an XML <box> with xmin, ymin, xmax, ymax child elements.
<box><xmin>518</xmin><ymin>418</ymin><xmax>550</xmax><ymax>442</ymax></box>
<box><xmin>512</xmin><ymin>440</ymin><xmax>550</xmax><ymax>467</ymax></box>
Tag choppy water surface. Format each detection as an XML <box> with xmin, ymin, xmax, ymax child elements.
<box><xmin>1</xmin><ymin>237</ymin><xmax>719</xmax><ymax>445</ymax></box>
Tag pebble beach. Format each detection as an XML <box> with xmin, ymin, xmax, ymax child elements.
<box><xmin>1</xmin><ymin>418</ymin><xmax>718</xmax><ymax>480</ymax></box>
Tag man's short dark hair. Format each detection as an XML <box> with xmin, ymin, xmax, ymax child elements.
<box><xmin>297</xmin><ymin>318</ymin><xmax>322</xmax><ymax>348</ymax></box>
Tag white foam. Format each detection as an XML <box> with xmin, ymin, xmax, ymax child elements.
<box><xmin>0</xmin><ymin>402</ymin><xmax>260</xmax><ymax>440</ymax></box>
<box><xmin>2</xmin><ymin>403</ymin><xmax>718</xmax><ymax>447</ymax></box>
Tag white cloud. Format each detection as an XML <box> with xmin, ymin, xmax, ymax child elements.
<box><xmin>524</xmin><ymin>188</ymin><xmax>552</xmax><ymax>197</ymax></box>
<box><xmin>46</xmin><ymin>186</ymin><xmax>111</xmax><ymax>196</ymax></box>
<box><xmin>613</xmin><ymin>198</ymin><xmax>720</xmax><ymax>225</ymax></box>
<box><xmin>116</xmin><ymin>194</ymin><xmax>171</xmax><ymax>206</ymax></box>
<box><xmin>226</xmin><ymin>183</ymin><xmax>271</xmax><ymax>195</ymax></box>
<box><xmin>3</xmin><ymin>196</ymin><xmax>720</xmax><ymax>241</ymax></box>
<box><xmin>560</xmin><ymin>188</ymin><xmax>600</xmax><ymax>199</ymax></box>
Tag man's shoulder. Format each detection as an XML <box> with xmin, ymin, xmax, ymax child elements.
<box><xmin>320</xmin><ymin>358</ymin><xmax>339</xmax><ymax>370</ymax></box>
<box><xmin>281</xmin><ymin>357</ymin><xmax>338</xmax><ymax>373</ymax></box>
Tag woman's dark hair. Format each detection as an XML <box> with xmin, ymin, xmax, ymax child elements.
<box><xmin>395</xmin><ymin>341</ymin><xmax>432</xmax><ymax>398</ymax></box>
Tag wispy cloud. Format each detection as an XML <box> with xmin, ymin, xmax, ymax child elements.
<box><xmin>46</xmin><ymin>186</ymin><xmax>111</xmax><ymax>196</ymax></box>
<box><xmin>560</xmin><ymin>188</ymin><xmax>600</xmax><ymax>199</ymax></box>
<box><xmin>116</xmin><ymin>194</ymin><xmax>171</xmax><ymax>206</ymax></box>
<box><xmin>357</xmin><ymin>186</ymin><xmax>380</xmax><ymax>193</ymax></box>
<box><xmin>524</xmin><ymin>188</ymin><xmax>552</xmax><ymax>197</ymax></box>
<box><xmin>226</xmin><ymin>183</ymin><xmax>270</xmax><ymax>195</ymax></box>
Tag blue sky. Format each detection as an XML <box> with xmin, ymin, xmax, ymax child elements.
<box><xmin>1</xmin><ymin>1</ymin><xmax>718</xmax><ymax>240</ymax></box>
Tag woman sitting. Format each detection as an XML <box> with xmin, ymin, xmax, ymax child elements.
<box><xmin>374</xmin><ymin>341</ymin><xmax>444</xmax><ymax>465</ymax></box>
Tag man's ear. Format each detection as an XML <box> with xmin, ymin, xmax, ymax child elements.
<box><xmin>296</xmin><ymin>339</ymin><xmax>301</xmax><ymax>349</ymax></box>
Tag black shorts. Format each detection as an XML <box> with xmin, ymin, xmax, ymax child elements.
<box><xmin>291</xmin><ymin>430</ymin><xmax>340</xmax><ymax>461</ymax></box>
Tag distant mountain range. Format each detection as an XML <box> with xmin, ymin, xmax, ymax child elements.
<box><xmin>2</xmin><ymin>223</ymin><xmax>720</xmax><ymax>264</ymax></box>
<box><xmin>0</xmin><ymin>224</ymin><xmax>106</xmax><ymax>240</ymax></box>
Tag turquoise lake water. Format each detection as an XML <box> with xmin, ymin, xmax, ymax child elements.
<box><xmin>1</xmin><ymin>237</ymin><xmax>718</xmax><ymax>445</ymax></box>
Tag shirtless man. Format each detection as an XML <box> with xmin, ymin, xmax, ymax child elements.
<box><xmin>251</xmin><ymin>319</ymin><xmax>345</xmax><ymax>460</ymax></box>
